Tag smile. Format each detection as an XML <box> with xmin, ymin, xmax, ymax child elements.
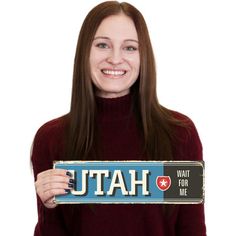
<box><xmin>101</xmin><ymin>69</ymin><xmax>127</xmax><ymax>76</ymax></box>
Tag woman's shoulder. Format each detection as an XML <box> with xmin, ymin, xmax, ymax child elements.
<box><xmin>169</xmin><ymin>109</ymin><xmax>193</xmax><ymax>123</ymax></box>
<box><xmin>32</xmin><ymin>115</ymin><xmax>67</xmax><ymax>160</ymax></box>
<box><xmin>169</xmin><ymin>109</ymin><xmax>197</xmax><ymax>132</ymax></box>
<box><xmin>168</xmin><ymin>109</ymin><xmax>203</xmax><ymax>160</ymax></box>
<box><xmin>33</xmin><ymin>115</ymin><xmax>67</xmax><ymax>143</ymax></box>
<box><xmin>31</xmin><ymin>116</ymin><xmax>68</xmax><ymax>173</ymax></box>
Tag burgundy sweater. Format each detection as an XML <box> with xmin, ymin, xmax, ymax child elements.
<box><xmin>32</xmin><ymin>94</ymin><xmax>206</xmax><ymax>236</ymax></box>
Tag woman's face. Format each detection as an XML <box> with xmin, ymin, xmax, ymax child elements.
<box><xmin>89</xmin><ymin>13</ymin><xmax>140</xmax><ymax>98</ymax></box>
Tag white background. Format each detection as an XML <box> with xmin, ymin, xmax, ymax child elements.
<box><xmin>0</xmin><ymin>0</ymin><xmax>235</xmax><ymax>235</ymax></box>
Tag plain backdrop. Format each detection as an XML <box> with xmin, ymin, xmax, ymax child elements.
<box><xmin>0</xmin><ymin>0</ymin><xmax>235</xmax><ymax>235</ymax></box>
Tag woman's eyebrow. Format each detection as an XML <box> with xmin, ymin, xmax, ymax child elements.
<box><xmin>93</xmin><ymin>36</ymin><xmax>139</xmax><ymax>44</ymax></box>
<box><xmin>93</xmin><ymin>36</ymin><xmax>110</xmax><ymax>41</ymax></box>
<box><xmin>124</xmin><ymin>39</ymin><xmax>139</xmax><ymax>44</ymax></box>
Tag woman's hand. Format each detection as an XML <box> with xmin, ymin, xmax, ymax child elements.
<box><xmin>35</xmin><ymin>169</ymin><xmax>74</xmax><ymax>209</ymax></box>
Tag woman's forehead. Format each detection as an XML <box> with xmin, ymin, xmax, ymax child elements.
<box><xmin>94</xmin><ymin>14</ymin><xmax>138</xmax><ymax>41</ymax></box>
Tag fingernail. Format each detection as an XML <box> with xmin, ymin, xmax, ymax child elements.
<box><xmin>68</xmin><ymin>183</ymin><xmax>74</xmax><ymax>188</ymax></box>
<box><xmin>65</xmin><ymin>189</ymin><xmax>70</xmax><ymax>193</ymax></box>
<box><xmin>66</xmin><ymin>171</ymin><xmax>72</xmax><ymax>177</ymax></box>
<box><xmin>69</xmin><ymin>179</ymin><xmax>74</xmax><ymax>183</ymax></box>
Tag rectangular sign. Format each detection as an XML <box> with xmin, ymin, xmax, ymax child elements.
<box><xmin>54</xmin><ymin>161</ymin><xmax>204</xmax><ymax>204</ymax></box>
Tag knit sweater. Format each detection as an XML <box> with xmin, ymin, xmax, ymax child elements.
<box><xmin>31</xmin><ymin>94</ymin><xmax>206</xmax><ymax>236</ymax></box>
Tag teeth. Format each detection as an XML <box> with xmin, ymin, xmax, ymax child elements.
<box><xmin>102</xmin><ymin>70</ymin><xmax>126</xmax><ymax>76</ymax></box>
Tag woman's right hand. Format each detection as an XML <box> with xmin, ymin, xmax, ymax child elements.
<box><xmin>35</xmin><ymin>169</ymin><xmax>74</xmax><ymax>209</ymax></box>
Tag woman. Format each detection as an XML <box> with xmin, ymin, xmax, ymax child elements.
<box><xmin>32</xmin><ymin>1</ymin><xmax>206</xmax><ymax>235</ymax></box>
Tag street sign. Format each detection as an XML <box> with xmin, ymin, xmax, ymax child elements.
<box><xmin>54</xmin><ymin>161</ymin><xmax>204</xmax><ymax>204</ymax></box>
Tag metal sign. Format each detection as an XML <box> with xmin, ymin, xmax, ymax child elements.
<box><xmin>54</xmin><ymin>161</ymin><xmax>204</xmax><ymax>204</ymax></box>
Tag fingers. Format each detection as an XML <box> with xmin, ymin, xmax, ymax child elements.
<box><xmin>37</xmin><ymin>175</ymin><xmax>70</xmax><ymax>186</ymax></box>
<box><xmin>43</xmin><ymin>182</ymin><xmax>71</xmax><ymax>191</ymax></box>
<box><xmin>37</xmin><ymin>169</ymin><xmax>69</xmax><ymax>179</ymax></box>
<box><xmin>43</xmin><ymin>188</ymin><xmax>68</xmax><ymax>203</ymax></box>
<box><xmin>35</xmin><ymin>169</ymin><xmax>74</xmax><ymax>208</ymax></box>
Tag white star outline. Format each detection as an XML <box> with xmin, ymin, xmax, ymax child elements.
<box><xmin>156</xmin><ymin>176</ymin><xmax>171</xmax><ymax>191</ymax></box>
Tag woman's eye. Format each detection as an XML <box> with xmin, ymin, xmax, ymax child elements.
<box><xmin>96</xmin><ymin>43</ymin><xmax>109</xmax><ymax>49</ymax></box>
<box><xmin>124</xmin><ymin>46</ymin><xmax>138</xmax><ymax>51</ymax></box>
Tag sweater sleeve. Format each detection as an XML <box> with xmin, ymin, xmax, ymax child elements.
<box><xmin>31</xmin><ymin>121</ymin><xmax>69</xmax><ymax>236</ymax></box>
<box><xmin>175</xmin><ymin>121</ymin><xmax>207</xmax><ymax>236</ymax></box>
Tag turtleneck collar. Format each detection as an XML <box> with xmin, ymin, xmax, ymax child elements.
<box><xmin>95</xmin><ymin>93</ymin><xmax>134</xmax><ymax>122</ymax></box>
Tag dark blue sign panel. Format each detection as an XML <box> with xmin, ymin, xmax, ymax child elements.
<box><xmin>54</xmin><ymin>161</ymin><xmax>204</xmax><ymax>204</ymax></box>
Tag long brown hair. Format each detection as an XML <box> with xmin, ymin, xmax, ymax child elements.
<box><xmin>65</xmin><ymin>1</ymin><xmax>182</xmax><ymax>160</ymax></box>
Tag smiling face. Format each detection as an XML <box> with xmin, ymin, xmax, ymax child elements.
<box><xmin>89</xmin><ymin>13</ymin><xmax>140</xmax><ymax>98</ymax></box>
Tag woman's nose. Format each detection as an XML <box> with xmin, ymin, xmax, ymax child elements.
<box><xmin>106</xmin><ymin>49</ymin><xmax>124</xmax><ymax>65</ymax></box>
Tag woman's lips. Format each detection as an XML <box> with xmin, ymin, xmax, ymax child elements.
<box><xmin>101</xmin><ymin>69</ymin><xmax>127</xmax><ymax>76</ymax></box>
